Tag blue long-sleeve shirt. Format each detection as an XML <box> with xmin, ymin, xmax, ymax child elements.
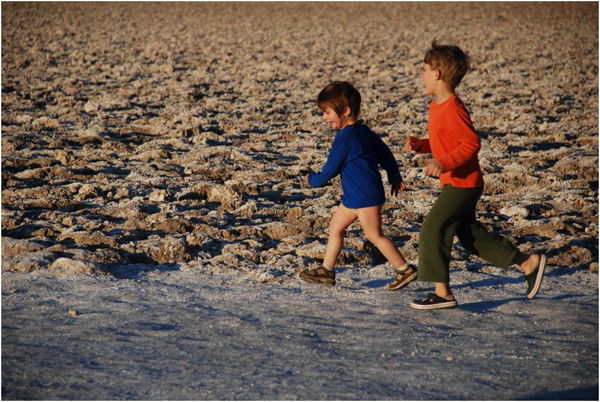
<box><xmin>308</xmin><ymin>124</ymin><xmax>402</xmax><ymax>209</ymax></box>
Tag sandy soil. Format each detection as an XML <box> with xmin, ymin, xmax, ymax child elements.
<box><xmin>1</xmin><ymin>2</ymin><xmax>598</xmax><ymax>400</ymax></box>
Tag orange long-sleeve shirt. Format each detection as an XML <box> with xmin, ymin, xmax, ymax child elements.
<box><xmin>419</xmin><ymin>95</ymin><xmax>485</xmax><ymax>188</ymax></box>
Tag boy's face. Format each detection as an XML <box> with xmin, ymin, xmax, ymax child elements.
<box><xmin>322</xmin><ymin>106</ymin><xmax>351</xmax><ymax>130</ymax></box>
<box><xmin>422</xmin><ymin>63</ymin><xmax>438</xmax><ymax>95</ymax></box>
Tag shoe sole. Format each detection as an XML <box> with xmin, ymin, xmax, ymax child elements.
<box><xmin>388</xmin><ymin>271</ymin><xmax>418</xmax><ymax>291</ymax></box>
<box><xmin>299</xmin><ymin>273</ymin><xmax>335</xmax><ymax>286</ymax></box>
<box><xmin>410</xmin><ymin>300</ymin><xmax>458</xmax><ymax>310</ymax></box>
<box><xmin>527</xmin><ymin>254</ymin><xmax>547</xmax><ymax>299</ymax></box>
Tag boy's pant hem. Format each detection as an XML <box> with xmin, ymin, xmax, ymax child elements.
<box><xmin>417</xmin><ymin>274</ymin><xmax>450</xmax><ymax>284</ymax></box>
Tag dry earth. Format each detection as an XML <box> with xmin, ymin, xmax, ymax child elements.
<box><xmin>1</xmin><ymin>2</ymin><xmax>599</xmax><ymax>400</ymax></box>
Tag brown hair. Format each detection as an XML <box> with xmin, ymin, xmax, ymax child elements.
<box><xmin>424</xmin><ymin>39</ymin><xmax>471</xmax><ymax>89</ymax></box>
<box><xmin>317</xmin><ymin>81</ymin><xmax>361</xmax><ymax>119</ymax></box>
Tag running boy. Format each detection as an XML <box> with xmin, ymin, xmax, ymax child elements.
<box><xmin>300</xmin><ymin>81</ymin><xmax>417</xmax><ymax>289</ymax></box>
<box><xmin>406</xmin><ymin>40</ymin><xmax>546</xmax><ymax>310</ymax></box>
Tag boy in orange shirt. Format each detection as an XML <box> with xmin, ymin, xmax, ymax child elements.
<box><xmin>406</xmin><ymin>40</ymin><xmax>547</xmax><ymax>310</ymax></box>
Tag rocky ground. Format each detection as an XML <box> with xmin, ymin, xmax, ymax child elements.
<box><xmin>1</xmin><ymin>2</ymin><xmax>598</xmax><ymax>400</ymax></box>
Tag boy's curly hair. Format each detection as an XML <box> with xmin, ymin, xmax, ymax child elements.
<box><xmin>424</xmin><ymin>39</ymin><xmax>471</xmax><ymax>89</ymax></box>
<box><xmin>317</xmin><ymin>81</ymin><xmax>361</xmax><ymax>119</ymax></box>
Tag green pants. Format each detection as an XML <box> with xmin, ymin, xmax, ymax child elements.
<box><xmin>418</xmin><ymin>185</ymin><xmax>519</xmax><ymax>283</ymax></box>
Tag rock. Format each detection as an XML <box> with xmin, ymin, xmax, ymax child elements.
<box><xmin>500</xmin><ymin>206</ymin><xmax>529</xmax><ymax>219</ymax></box>
<box><xmin>148</xmin><ymin>189</ymin><xmax>172</xmax><ymax>203</ymax></box>
<box><xmin>84</xmin><ymin>100</ymin><xmax>100</xmax><ymax>114</ymax></box>
<box><xmin>208</xmin><ymin>185</ymin><xmax>242</xmax><ymax>211</ymax></box>
<box><xmin>32</xmin><ymin>117</ymin><xmax>61</xmax><ymax>129</ymax></box>
<box><xmin>77</xmin><ymin>184</ymin><xmax>98</xmax><ymax>200</ymax></box>
<box><xmin>55</xmin><ymin>150</ymin><xmax>71</xmax><ymax>165</ymax></box>
<box><xmin>263</xmin><ymin>223</ymin><xmax>312</xmax><ymax>240</ymax></box>
<box><xmin>113</xmin><ymin>187</ymin><xmax>131</xmax><ymax>199</ymax></box>
<box><xmin>1</xmin><ymin>237</ymin><xmax>47</xmax><ymax>256</ymax></box>
<box><xmin>151</xmin><ymin>217</ymin><xmax>192</xmax><ymax>234</ymax></box>
<box><xmin>234</xmin><ymin>202</ymin><xmax>259</xmax><ymax>218</ymax></box>
<box><xmin>2</xmin><ymin>251</ymin><xmax>55</xmax><ymax>272</ymax></box>
<box><xmin>50</xmin><ymin>258</ymin><xmax>106</xmax><ymax>275</ymax></box>
<box><xmin>548</xmin><ymin>243</ymin><xmax>595</xmax><ymax>267</ymax></box>
<box><xmin>58</xmin><ymin>229</ymin><xmax>118</xmax><ymax>248</ymax></box>
<box><xmin>295</xmin><ymin>241</ymin><xmax>327</xmax><ymax>259</ymax></box>
<box><xmin>186</xmin><ymin>230</ymin><xmax>214</xmax><ymax>248</ymax></box>
<box><xmin>134</xmin><ymin>237</ymin><xmax>191</xmax><ymax>264</ymax></box>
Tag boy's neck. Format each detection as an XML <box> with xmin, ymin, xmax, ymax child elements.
<box><xmin>340</xmin><ymin>117</ymin><xmax>357</xmax><ymax>129</ymax></box>
<box><xmin>434</xmin><ymin>85</ymin><xmax>455</xmax><ymax>105</ymax></box>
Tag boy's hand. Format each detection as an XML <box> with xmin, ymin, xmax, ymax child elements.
<box><xmin>391</xmin><ymin>181</ymin><xmax>406</xmax><ymax>197</ymax></box>
<box><xmin>424</xmin><ymin>160</ymin><xmax>443</xmax><ymax>177</ymax></box>
<box><xmin>405</xmin><ymin>136</ymin><xmax>422</xmax><ymax>152</ymax></box>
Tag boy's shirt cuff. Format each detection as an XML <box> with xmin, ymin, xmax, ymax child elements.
<box><xmin>438</xmin><ymin>154</ymin><xmax>455</xmax><ymax>172</ymax></box>
<box><xmin>418</xmin><ymin>139</ymin><xmax>432</xmax><ymax>154</ymax></box>
<box><xmin>388</xmin><ymin>171</ymin><xmax>403</xmax><ymax>183</ymax></box>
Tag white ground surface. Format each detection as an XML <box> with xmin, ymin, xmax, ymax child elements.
<box><xmin>2</xmin><ymin>266</ymin><xmax>597</xmax><ymax>400</ymax></box>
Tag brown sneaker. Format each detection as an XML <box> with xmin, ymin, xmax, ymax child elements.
<box><xmin>388</xmin><ymin>265</ymin><xmax>417</xmax><ymax>291</ymax></box>
<box><xmin>299</xmin><ymin>267</ymin><xmax>336</xmax><ymax>286</ymax></box>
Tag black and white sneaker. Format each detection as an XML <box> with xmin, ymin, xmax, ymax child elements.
<box><xmin>410</xmin><ymin>293</ymin><xmax>458</xmax><ymax>310</ymax></box>
<box><xmin>525</xmin><ymin>254</ymin><xmax>547</xmax><ymax>299</ymax></box>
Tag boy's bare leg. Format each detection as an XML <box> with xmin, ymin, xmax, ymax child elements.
<box><xmin>323</xmin><ymin>205</ymin><xmax>357</xmax><ymax>268</ymax></box>
<box><xmin>356</xmin><ymin>205</ymin><xmax>408</xmax><ymax>268</ymax></box>
<box><xmin>435</xmin><ymin>282</ymin><xmax>455</xmax><ymax>300</ymax></box>
<box><xmin>512</xmin><ymin>252</ymin><xmax>541</xmax><ymax>276</ymax></box>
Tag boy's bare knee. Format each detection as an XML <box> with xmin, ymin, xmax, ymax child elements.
<box><xmin>329</xmin><ymin>225</ymin><xmax>346</xmax><ymax>237</ymax></box>
<box><xmin>365</xmin><ymin>232</ymin><xmax>384</xmax><ymax>245</ymax></box>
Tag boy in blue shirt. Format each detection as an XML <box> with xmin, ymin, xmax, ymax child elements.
<box><xmin>300</xmin><ymin>81</ymin><xmax>416</xmax><ymax>289</ymax></box>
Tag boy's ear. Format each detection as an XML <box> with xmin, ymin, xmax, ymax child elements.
<box><xmin>342</xmin><ymin>106</ymin><xmax>352</xmax><ymax>117</ymax></box>
<box><xmin>434</xmin><ymin>68</ymin><xmax>442</xmax><ymax>80</ymax></box>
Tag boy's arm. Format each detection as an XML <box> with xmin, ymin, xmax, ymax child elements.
<box><xmin>307</xmin><ymin>135</ymin><xmax>347</xmax><ymax>187</ymax></box>
<box><xmin>437</xmin><ymin>108</ymin><xmax>480</xmax><ymax>172</ymax></box>
<box><xmin>375</xmin><ymin>135</ymin><xmax>402</xmax><ymax>183</ymax></box>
